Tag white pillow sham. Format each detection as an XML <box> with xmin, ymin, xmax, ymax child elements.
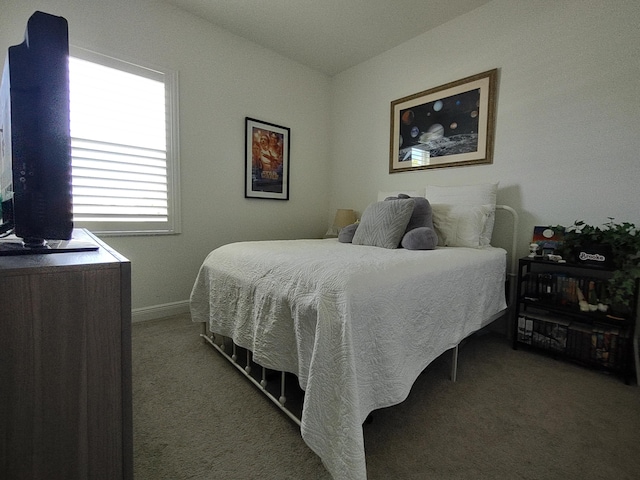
<box><xmin>431</xmin><ymin>203</ymin><xmax>493</xmax><ymax>248</ymax></box>
<box><xmin>425</xmin><ymin>183</ymin><xmax>498</xmax><ymax>246</ymax></box>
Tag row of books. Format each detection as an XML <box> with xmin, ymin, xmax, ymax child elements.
<box><xmin>517</xmin><ymin>312</ymin><xmax>629</xmax><ymax>369</ymax></box>
<box><xmin>522</xmin><ymin>272</ymin><xmax>609</xmax><ymax>308</ymax></box>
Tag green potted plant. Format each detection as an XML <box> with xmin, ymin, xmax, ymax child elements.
<box><xmin>554</xmin><ymin>218</ymin><xmax>640</xmax><ymax>313</ymax></box>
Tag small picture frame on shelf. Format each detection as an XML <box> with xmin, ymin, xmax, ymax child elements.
<box><xmin>532</xmin><ymin>226</ymin><xmax>564</xmax><ymax>256</ymax></box>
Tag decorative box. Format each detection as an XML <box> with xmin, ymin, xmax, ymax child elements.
<box><xmin>575</xmin><ymin>244</ymin><xmax>614</xmax><ymax>269</ymax></box>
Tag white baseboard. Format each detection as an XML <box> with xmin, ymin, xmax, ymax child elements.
<box><xmin>132</xmin><ymin>300</ymin><xmax>190</xmax><ymax>323</ymax></box>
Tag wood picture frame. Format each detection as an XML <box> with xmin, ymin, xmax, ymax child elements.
<box><xmin>389</xmin><ymin>69</ymin><xmax>498</xmax><ymax>173</ymax></box>
<box><xmin>245</xmin><ymin>117</ymin><xmax>290</xmax><ymax>200</ymax></box>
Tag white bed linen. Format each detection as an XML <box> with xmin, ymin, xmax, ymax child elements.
<box><xmin>190</xmin><ymin>238</ymin><xmax>507</xmax><ymax>480</ymax></box>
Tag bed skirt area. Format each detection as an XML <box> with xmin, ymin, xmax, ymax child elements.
<box><xmin>199</xmin><ymin>324</ymin><xmax>304</xmax><ymax>426</ymax></box>
<box><xmin>197</xmin><ymin>306</ymin><xmax>504</xmax><ymax>428</ymax></box>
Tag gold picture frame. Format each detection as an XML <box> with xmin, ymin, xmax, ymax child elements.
<box><xmin>389</xmin><ymin>69</ymin><xmax>498</xmax><ymax>173</ymax></box>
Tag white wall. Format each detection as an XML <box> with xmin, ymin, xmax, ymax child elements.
<box><xmin>329</xmin><ymin>0</ymin><xmax>640</xmax><ymax>261</ymax></box>
<box><xmin>3</xmin><ymin>0</ymin><xmax>640</xmax><ymax>317</ymax></box>
<box><xmin>1</xmin><ymin>0</ymin><xmax>332</xmax><ymax>315</ymax></box>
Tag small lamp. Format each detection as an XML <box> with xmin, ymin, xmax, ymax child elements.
<box><xmin>326</xmin><ymin>209</ymin><xmax>357</xmax><ymax>237</ymax></box>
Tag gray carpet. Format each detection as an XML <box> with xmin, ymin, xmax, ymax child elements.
<box><xmin>132</xmin><ymin>314</ymin><xmax>640</xmax><ymax>479</ymax></box>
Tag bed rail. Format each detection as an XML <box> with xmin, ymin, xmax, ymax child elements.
<box><xmin>495</xmin><ymin>204</ymin><xmax>520</xmax><ymax>337</ymax></box>
<box><xmin>495</xmin><ymin>204</ymin><xmax>519</xmax><ymax>280</ymax></box>
<box><xmin>200</xmin><ymin>326</ymin><xmax>302</xmax><ymax>426</ymax></box>
<box><xmin>451</xmin><ymin>204</ymin><xmax>518</xmax><ymax>381</ymax></box>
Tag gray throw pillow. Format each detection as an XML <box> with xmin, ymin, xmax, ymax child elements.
<box><xmin>338</xmin><ymin>222</ymin><xmax>358</xmax><ymax>243</ymax></box>
<box><xmin>385</xmin><ymin>193</ymin><xmax>434</xmax><ymax>232</ymax></box>
<box><xmin>352</xmin><ymin>199</ymin><xmax>415</xmax><ymax>249</ymax></box>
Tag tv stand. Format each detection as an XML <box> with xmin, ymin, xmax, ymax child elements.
<box><xmin>0</xmin><ymin>231</ymin><xmax>99</xmax><ymax>256</ymax></box>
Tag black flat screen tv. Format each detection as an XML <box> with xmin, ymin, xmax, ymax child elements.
<box><xmin>0</xmin><ymin>11</ymin><xmax>96</xmax><ymax>255</ymax></box>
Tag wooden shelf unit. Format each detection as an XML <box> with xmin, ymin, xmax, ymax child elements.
<box><xmin>512</xmin><ymin>256</ymin><xmax>638</xmax><ymax>384</ymax></box>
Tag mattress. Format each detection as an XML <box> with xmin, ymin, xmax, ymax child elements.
<box><xmin>190</xmin><ymin>238</ymin><xmax>507</xmax><ymax>480</ymax></box>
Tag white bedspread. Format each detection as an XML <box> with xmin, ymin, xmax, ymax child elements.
<box><xmin>190</xmin><ymin>239</ymin><xmax>506</xmax><ymax>480</ymax></box>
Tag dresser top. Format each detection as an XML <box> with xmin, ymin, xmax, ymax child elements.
<box><xmin>0</xmin><ymin>228</ymin><xmax>129</xmax><ymax>274</ymax></box>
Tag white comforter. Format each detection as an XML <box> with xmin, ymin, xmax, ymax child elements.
<box><xmin>190</xmin><ymin>239</ymin><xmax>506</xmax><ymax>480</ymax></box>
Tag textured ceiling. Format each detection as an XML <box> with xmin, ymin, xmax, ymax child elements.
<box><xmin>163</xmin><ymin>0</ymin><xmax>491</xmax><ymax>75</ymax></box>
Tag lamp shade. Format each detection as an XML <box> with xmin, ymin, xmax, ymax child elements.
<box><xmin>325</xmin><ymin>209</ymin><xmax>357</xmax><ymax>237</ymax></box>
<box><xmin>333</xmin><ymin>209</ymin><xmax>357</xmax><ymax>229</ymax></box>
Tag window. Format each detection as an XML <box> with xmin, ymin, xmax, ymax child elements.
<box><xmin>68</xmin><ymin>47</ymin><xmax>180</xmax><ymax>235</ymax></box>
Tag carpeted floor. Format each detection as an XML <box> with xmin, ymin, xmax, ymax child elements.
<box><xmin>132</xmin><ymin>314</ymin><xmax>640</xmax><ymax>479</ymax></box>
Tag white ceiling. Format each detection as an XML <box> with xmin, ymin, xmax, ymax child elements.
<box><xmin>163</xmin><ymin>0</ymin><xmax>492</xmax><ymax>76</ymax></box>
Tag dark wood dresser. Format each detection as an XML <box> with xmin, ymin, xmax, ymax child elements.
<box><xmin>0</xmin><ymin>229</ymin><xmax>132</xmax><ymax>479</ymax></box>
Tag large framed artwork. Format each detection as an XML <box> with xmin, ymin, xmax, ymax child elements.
<box><xmin>389</xmin><ymin>68</ymin><xmax>498</xmax><ymax>173</ymax></box>
<box><xmin>245</xmin><ymin>117</ymin><xmax>290</xmax><ymax>200</ymax></box>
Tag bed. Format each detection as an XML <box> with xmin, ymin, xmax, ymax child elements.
<box><xmin>190</xmin><ymin>185</ymin><xmax>518</xmax><ymax>480</ymax></box>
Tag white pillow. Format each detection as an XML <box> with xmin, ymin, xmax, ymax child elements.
<box><xmin>425</xmin><ymin>183</ymin><xmax>498</xmax><ymax>245</ymax></box>
<box><xmin>431</xmin><ymin>204</ymin><xmax>493</xmax><ymax>248</ymax></box>
<box><xmin>377</xmin><ymin>190</ymin><xmax>420</xmax><ymax>202</ymax></box>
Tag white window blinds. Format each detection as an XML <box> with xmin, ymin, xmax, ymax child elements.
<box><xmin>68</xmin><ymin>48</ymin><xmax>180</xmax><ymax>235</ymax></box>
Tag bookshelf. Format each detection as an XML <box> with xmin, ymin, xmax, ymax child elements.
<box><xmin>512</xmin><ymin>257</ymin><xmax>637</xmax><ymax>384</ymax></box>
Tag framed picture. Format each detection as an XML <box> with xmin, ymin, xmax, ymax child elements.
<box><xmin>389</xmin><ymin>68</ymin><xmax>498</xmax><ymax>173</ymax></box>
<box><xmin>245</xmin><ymin>117</ymin><xmax>290</xmax><ymax>200</ymax></box>
<box><xmin>532</xmin><ymin>226</ymin><xmax>565</xmax><ymax>255</ymax></box>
